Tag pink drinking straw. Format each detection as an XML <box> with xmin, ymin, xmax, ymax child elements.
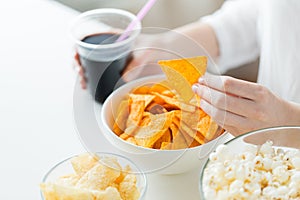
<box><xmin>116</xmin><ymin>0</ymin><xmax>157</xmax><ymax>42</ymax></box>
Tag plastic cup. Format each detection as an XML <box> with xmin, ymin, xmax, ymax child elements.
<box><xmin>71</xmin><ymin>9</ymin><xmax>141</xmax><ymax>103</ymax></box>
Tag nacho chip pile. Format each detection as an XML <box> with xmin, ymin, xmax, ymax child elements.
<box><xmin>112</xmin><ymin>56</ymin><xmax>223</xmax><ymax>150</ymax></box>
<box><xmin>40</xmin><ymin>154</ymin><xmax>140</xmax><ymax>200</ymax></box>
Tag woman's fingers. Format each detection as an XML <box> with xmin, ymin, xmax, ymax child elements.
<box><xmin>193</xmin><ymin>84</ymin><xmax>264</xmax><ymax>120</ymax></box>
<box><xmin>74</xmin><ymin>52</ymin><xmax>87</xmax><ymax>89</ymax></box>
<box><xmin>199</xmin><ymin>98</ymin><xmax>265</xmax><ymax>134</ymax></box>
<box><xmin>199</xmin><ymin>98</ymin><xmax>247</xmax><ymax>128</ymax></box>
<box><xmin>199</xmin><ymin>73</ymin><xmax>263</xmax><ymax>101</ymax></box>
<box><xmin>192</xmin><ymin>74</ymin><xmax>285</xmax><ymax>135</ymax></box>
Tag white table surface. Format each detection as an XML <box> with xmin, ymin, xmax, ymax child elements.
<box><xmin>0</xmin><ymin>1</ymin><xmax>206</xmax><ymax>199</ymax></box>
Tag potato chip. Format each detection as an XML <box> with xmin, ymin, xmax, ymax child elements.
<box><xmin>94</xmin><ymin>187</ymin><xmax>122</xmax><ymax>200</ymax></box>
<box><xmin>114</xmin><ymin>165</ymin><xmax>131</xmax><ymax>184</ymax></box>
<box><xmin>71</xmin><ymin>153</ymin><xmax>99</xmax><ymax>177</ymax></box>
<box><xmin>76</xmin><ymin>162</ymin><xmax>121</xmax><ymax>190</ymax></box>
<box><xmin>158</xmin><ymin>56</ymin><xmax>207</xmax><ymax>102</ymax></box>
<box><xmin>119</xmin><ymin>174</ymin><xmax>140</xmax><ymax>200</ymax></box>
<box><xmin>41</xmin><ymin>154</ymin><xmax>141</xmax><ymax>200</ymax></box>
<box><xmin>40</xmin><ymin>183</ymin><xmax>95</xmax><ymax>200</ymax></box>
<box><xmin>55</xmin><ymin>174</ymin><xmax>80</xmax><ymax>187</ymax></box>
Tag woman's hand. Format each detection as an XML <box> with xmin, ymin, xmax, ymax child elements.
<box><xmin>192</xmin><ymin>73</ymin><xmax>300</xmax><ymax>136</ymax></box>
<box><xmin>74</xmin><ymin>52</ymin><xmax>87</xmax><ymax>89</ymax></box>
<box><xmin>121</xmin><ymin>33</ymin><xmax>168</xmax><ymax>82</ymax></box>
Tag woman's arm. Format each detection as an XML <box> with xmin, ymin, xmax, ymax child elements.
<box><xmin>124</xmin><ymin>0</ymin><xmax>260</xmax><ymax>78</ymax></box>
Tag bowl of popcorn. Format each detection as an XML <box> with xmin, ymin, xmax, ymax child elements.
<box><xmin>40</xmin><ymin>152</ymin><xmax>147</xmax><ymax>200</ymax></box>
<box><xmin>200</xmin><ymin>126</ymin><xmax>300</xmax><ymax>200</ymax></box>
<box><xmin>100</xmin><ymin>56</ymin><xmax>232</xmax><ymax>174</ymax></box>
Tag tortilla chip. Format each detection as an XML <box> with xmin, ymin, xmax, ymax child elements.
<box><xmin>132</xmin><ymin>85</ymin><xmax>150</xmax><ymax>94</ymax></box>
<box><xmin>149</xmin><ymin>81</ymin><xmax>170</xmax><ymax>94</ymax></box>
<box><xmin>140</xmin><ymin>112</ymin><xmax>151</xmax><ymax>126</ymax></box>
<box><xmin>153</xmin><ymin>129</ymin><xmax>172</xmax><ymax>149</ymax></box>
<box><xmin>197</xmin><ymin>115</ymin><xmax>219</xmax><ymax>141</ymax></box>
<box><xmin>113</xmin><ymin>100</ymin><xmax>129</xmax><ymax>136</ymax></box>
<box><xmin>126</xmin><ymin>137</ymin><xmax>137</xmax><ymax>145</ymax></box>
<box><xmin>161</xmin><ymin>89</ymin><xmax>177</xmax><ymax>98</ymax></box>
<box><xmin>160</xmin><ymin>142</ymin><xmax>172</xmax><ymax>150</ymax></box>
<box><xmin>159</xmin><ymin>65</ymin><xmax>195</xmax><ymax>102</ymax></box>
<box><xmin>189</xmin><ymin>139</ymin><xmax>201</xmax><ymax>148</ymax></box>
<box><xmin>179</xmin><ymin>129</ymin><xmax>194</xmax><ymax>146</ymax></box>
<box><xmin>158</xmin><ymin>56</ymin><xmax>207</xmax><ymax>102</ymax></box>
<box><xmin>124</xmin><ymin>100</ymin><xmax>145</xmax><ymax>136</ymax></box>
<box><xmin>158</xmin><ymin>56</ymin><xmax>207</xmax><ymax>84</ymax></box>
<box><xmin>120</xmin><ymin>133</ymin><xmax>130</xmax><ymax>140</ymax></box>
<box><xmin>169</xmin><ymin>123</ymin><xmax>188</xmax><ymax>149</ymax></box>
<box><xmin>148</xmin><ymin>82</ymin><xmax>173</xmax><ymax>105</ymax></box>
<box><xmin>134</xmin><ymin>112</ymin><xmax>174</xmax><ymax>148</ymax></box>
<box><xmin>146</xmin><ymin>103</ymin><xmax>167</xmax><ymax>114</ymax></box>
<box><xmin>180</xmin><ymin>109</ymin><xmax>202</xmax><ymax>130</ymax></box>
<box><xmin>110</xmin><ymin>56</ymin><xmax>224</xmax><ymax>151</ymax></box>
<box><xmin>152</xmin><ymin>92</ymin><xmax>196</xmax><ymax>113</ymax></box>
<box><xmin>129</xmin><ymin>94</ymin><xmax>155</xmax><ymax>108</ymax></box>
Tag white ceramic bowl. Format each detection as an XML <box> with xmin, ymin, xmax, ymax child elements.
<box><xmin>101</xmin><ymin>75</ymin><xmax>233</xmax><ymax>174</ymax></box>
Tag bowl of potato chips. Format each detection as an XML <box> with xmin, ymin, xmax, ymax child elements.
<box><xmin>101</xmin><ymin>56</ymin><xmax>232</xmax><ymax>174</ymax></box>
<box><xmin>40</xmin><ymin>152</ymin><xmax>147</xmax><ymax>200</ymax></box>
<box><xmin>200</xmin><ymin>126</ymin><xmax>300</xmax><ymax>200</ymax></box>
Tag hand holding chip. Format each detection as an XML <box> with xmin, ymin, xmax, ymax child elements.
<box><xmin>192</xmin><ymin>73</ymin><xmax>300</xmax><ymax>136</ymax></box>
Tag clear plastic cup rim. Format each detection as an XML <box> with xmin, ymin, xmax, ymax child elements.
<box><xmin>70</xmin><ymin>8</ymin><xmax>142</xmax><ymax>50</ymax></box>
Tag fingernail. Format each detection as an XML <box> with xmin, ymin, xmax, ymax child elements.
<box><xmin>192</xmin><ymin>84</ymin><xmax>199</xmax><ymax>93</ymax></box>
<box><xmin>198</xmin><ymin>77</ymin><xmax>204</xmax><ymax>83</ymax></box>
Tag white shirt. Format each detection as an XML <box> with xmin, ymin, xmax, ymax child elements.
<box><xmin>202</xmin><ymin>0</ymin><xmax>300</xmax><ymax>103</ymax></box>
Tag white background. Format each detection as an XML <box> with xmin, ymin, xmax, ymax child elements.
<box><xmin>0</xmin><ymin>0</ymin><xmax>215</xmax><ymax>199</ymax></box>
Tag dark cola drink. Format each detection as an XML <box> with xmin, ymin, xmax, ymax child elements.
<box><xmin>80</xmin><ymin>33</ymin><xmax>128</xmax><ymax>103</ymax></box>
